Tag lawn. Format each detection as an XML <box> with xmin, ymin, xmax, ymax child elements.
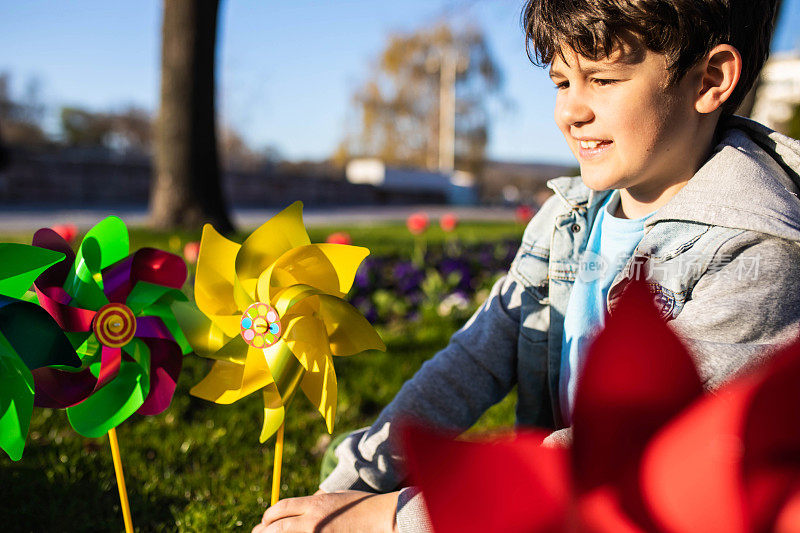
<box><xmin>0</xmin><ymin>220</ymin><xmax>525</xmax><ymax>532</ymax></box>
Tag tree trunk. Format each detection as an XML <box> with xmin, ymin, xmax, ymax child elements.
<box><xmin>0</xmin><ymin>121</ymin><xmax>8</xmax><ymax>171</ymax></box>
<box><xmin>151</xmin><ymin>0</ymin><xmax>233</xmax><ymax>233</ymax></box>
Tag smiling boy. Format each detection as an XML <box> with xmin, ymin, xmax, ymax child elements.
<box><xmin>254</xmin><ymin>1</ymin><xmax>800</xmax><ymax>532</ymax></box>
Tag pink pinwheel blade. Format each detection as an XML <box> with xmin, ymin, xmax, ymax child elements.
<box><xmin>641</xmin><ymin>336</ymin><xmax>800</xmax><ymax>533</ymax></box>
<box><xmin>577</xmin><ymin>487</ymin><xmax>649</xmax><ymax>533</ymax></box>
<box><xmin>32</xmin><ymin>366</ymin><xmax>98</xmax><ymax>408</ymax></box>
<box><xmin>32</xmin><ymin>346</ymin><xmax>122</xmax><ymax>409</ymax></box>
<box><xmin>402</xmin><ymin>423</ymin><xmax>570</xmax><ymax>533</ymax></box>
<box><xmin>34</xmin><ymin>285</ymin><xmax>95</xmax><ymax>331</ymax></box>
<box><xmin>101</xmin><ymin>255</ymin><xmax>135</xmax><ymax>303</ymax></box>
<box><xmin>131</xmin><ymin>248</ymin><xmax>187</xmax><ymax>289</ymax></box>
<box><xmin>102</xmin><ymin>249</ymin><xmax>186</xmax><ymax>303</ymax></box>
<box><xmin>95</xmin><ymin>345</ymin><xmax>122</xmax><ymax>389</ymax></box>
<box><xmin>32</xmin><ymin>228</ymin><xmax>76</xmax><ymax>289</ymax></box>
<box><xmin>641</xmin><ymin>378</ymin><xmax>753</xmax><ymax>533</ymax></box>
<box><xmin>33</xmin><ymin>228</ymin><xmax>95</xmax><ymax>332</ymax></box>
<box><xmin>572</xmin><ymin>280</ymin><xmax>703</xmax><ymax>498</ymax></box>
<box><xmin>32</xmin><ymin>230</ymin><xmax>96</xmax><ymax>333</ymax></box>
<box><xmin>134</xmin><ymin>315</ymin><xmax>174</xmax><ymax>340</ymax></box>
<box><xmin>136</xmin><ymin>338</ymin><xmax>182</xmax><ymax>415</ymax></box>
<box><xmin>743</xmin><ymin>342</ymin><xmax>800</xmax><ymax>532</ymax></box>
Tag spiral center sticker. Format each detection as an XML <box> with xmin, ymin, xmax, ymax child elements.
<box><xmin>93</xmin><ymin>303</ymin><xmax>137</xmax><ymax>348</ymax></box>
<box><xmin>240</xmin><ymin>302</ymin><xmax>282</xmax><ymax>349</ymax></box>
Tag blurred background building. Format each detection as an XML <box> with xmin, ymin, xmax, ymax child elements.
<box><xmin>752</xmin><ymin>52</ymin><xmax>800</xmax><ymax>135</ymax></box>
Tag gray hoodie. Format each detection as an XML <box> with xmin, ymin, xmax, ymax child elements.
<box><xmin>320</xmin><ymin>117</ymin><xmax>800</xmax><ymax>532</ymax></box>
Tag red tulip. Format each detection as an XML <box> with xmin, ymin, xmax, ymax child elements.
<box><xmin>402</xmin><ymin>278</ymin><xmax>800</xmax><ymax>532</ymax></box>
<box><xmin>183</xmin><ymin>241</ymin><xmax>200</xmax><ymax>264</ymax></box>
<box><xmin>326</xmin><ymin>232</ymin><xmax>352</xmax><ymax>245</ymax></box>
<box><xmin>515</xmin><ymin>205</ymin><xmax>535</xmax><ymax>224</ymax></box>
<box><xmin>406</xmin><ymin>212</ymin><xmax>430</xmax><ymax>235</ymax></box>
<box><xmin>50</xmin><ymin>224</ymin><xmax>77</xmax><ymax>244</ymax></box>
<box><xmin>439</xmin><ymin>213</ymin><xmax>458</xmax><ymax>233</ymax></box>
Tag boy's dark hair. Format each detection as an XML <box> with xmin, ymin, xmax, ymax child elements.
<box><xmin>523</xmin><ymin>0</ymin><xmax>780</xmax><ymax>114</ymax></box>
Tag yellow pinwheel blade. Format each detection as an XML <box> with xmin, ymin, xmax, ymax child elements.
<box><xmin>172</xmin><ymin>301</ymin><xmax>236</xmax><ymax>358</ymax></box>
<box><xmin>272</xmin><ymin>284</ymin><xmax>322</xmax><ymax>316</ymax></box>
<box><xmin>233</xmin><ymin>276</ymin><xmax>257</xmax><ymax>312</ymax></box>
<box><xmin>259</xmin><ymin>397</ymin><xmax>285</xmax><ymax>443</ymax></box>
<box><xmin>300</xmin><ymin>351</ymin><xmax>337</xmax><ymax>434</ymax></box>
<box><xmin>256</xmin><ymin>244</ymin><xmax>369</xmax><ymax>302</ymax></box>
<box><xmin>283</xmin><ymin>315</ymin><xmax>329</xmax><ymax>371</ymax></box>
<box><xmin>195</xmin><ymin>224</ymin><xmax>242</xmax><ymax>329</ymax></box>
<box><xmin>235</xmin><ymin>202</ymin><xmax>311</xmax><ymax>287</ymax></box>
<box><xmin>189</xmin><ymin>339</ymin><xmax>274</xmax><ymax>404</ymax></box>
<box><xmin>263</xmin><ymin>341</ymin><xmax>306</xmax><ymax>401</ymax></box>
<box><xmin>318</xmin><ymin>295</ymin><xmax>386</xmax><ymax>355</ymax></box>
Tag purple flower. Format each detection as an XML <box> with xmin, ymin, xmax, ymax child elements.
<box><xmin>393</xmin><ymin>261</ymin><xmax>425</xmax><ymax>294</ymax></box>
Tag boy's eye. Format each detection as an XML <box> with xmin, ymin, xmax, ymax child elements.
<box><xmin>553</xmin><ymin>81</ymin><xmax>569</xmax><ymax>90</ymax></box>
<box><xmin>593</xmin><ymin>78</ymin><xmax>619</xmax><ymax>86</ymax></box>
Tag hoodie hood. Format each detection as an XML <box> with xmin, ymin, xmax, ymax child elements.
<box><xmin>646</xmin><ymin>116</ymin><xmax>800</xmax><ymax>242</ymax></box>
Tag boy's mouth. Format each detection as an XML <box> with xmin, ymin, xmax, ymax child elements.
<box><xmin>576</xmin><ymin>139</ymin><xmax>613</xmax><ymax>159</ymax></box>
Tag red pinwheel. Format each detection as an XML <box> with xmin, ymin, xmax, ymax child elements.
<box><xmin>403</xmin><ymin>280</ymin><xmax>800</xmax><ymax>532</ymax></box>
<box><xmin>30</xmin><ymin>216</ymin><xmax>190</xmax><ymax>437</ymax></box>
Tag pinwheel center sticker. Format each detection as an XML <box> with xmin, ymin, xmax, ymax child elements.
<box><xmin>240</xmin><ymin>302</ymin><xmax>282</xmax><ymax>349</ymax></box>
<box><xmin>93</xmin><ymin>303</ymin><xmax>137</xmax><ymax>348</ymax></box>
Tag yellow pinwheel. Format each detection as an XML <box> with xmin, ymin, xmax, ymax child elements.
<box><xmin>175</xmin><ymin>201</ymin><xmax>384</xmax><ymax>501</ymax></box>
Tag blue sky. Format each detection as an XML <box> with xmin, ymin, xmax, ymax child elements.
<box><xmin>1</xmin><ymin>0</ymin><xmax>798</xmax><ymax>165</ymax></box>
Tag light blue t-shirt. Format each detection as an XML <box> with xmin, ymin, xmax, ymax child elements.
<box><xmin>559</xmin><ymin>191</ymin><xmax>654</xmax><ymax>424</ymax></box>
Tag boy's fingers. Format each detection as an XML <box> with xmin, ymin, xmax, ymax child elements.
<box><xmin>262</xmin><ymin>516</ymin><xmax>305</xmax><ymax>533</ymax></box>
<box><xmin>261</xmin><ymin>497</ymin><xmax>305</xmax><ymax>526</ymax></box>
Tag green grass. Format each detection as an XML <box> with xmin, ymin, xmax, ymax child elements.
<box><xmin>0</xmin><ymin>220</ymin><xmax>525</xmax><ymax>255</ymax></box>
<box><xmin>0</xmin><ymin>221</ymin><xmax>523</xmax><ymax>532</ymax></box>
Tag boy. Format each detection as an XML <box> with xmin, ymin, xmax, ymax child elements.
<box><xmin>255</xmin><ymin>1</ymin><xmax>800</xmax><ymax>531</ymax></box>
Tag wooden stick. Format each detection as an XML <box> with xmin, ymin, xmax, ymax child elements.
<box><xmin>271</xmin><ymin>421</ymin><xmax>285</xmax><ymax>506</ymax></box>
<box><xmin>108</xmin><ymin>427</ymin><xmax>134</xmax><ymax>533</ymax></box>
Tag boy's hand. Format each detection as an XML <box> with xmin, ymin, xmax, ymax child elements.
<box><xmin>252</xmin><ymin>490</ymin><xmax>399</xmax><ymax>533</ymax></box>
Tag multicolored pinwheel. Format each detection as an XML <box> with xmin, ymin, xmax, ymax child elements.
<box><xmin>30</xmin><ymin>216</ymin><xmax>191</xmax><ymax>438</ymax></box>
<box><xmin>174</xmin><ymin>201</ymin><xmax>385</xmax><ymax>502</ymax></box>
<box><xmin>0</xmin><ymin>244</ymin><xmax>81</xmax><ymax>461</ymax></box>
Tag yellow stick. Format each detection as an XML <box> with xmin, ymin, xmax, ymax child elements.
<box><xmin>108</xmin><ymin>427</ymin><xmax>134</xmax><ymax>533</ymax></box>
<box><xmin>271</xmin><ymin>421</ymin><xmax>285</xmax><ymax>506</ymax></box>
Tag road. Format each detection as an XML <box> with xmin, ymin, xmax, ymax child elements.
<box><xmin>0</xmin><ymin>204</ymin><xmax>522</xmax><ymax>232</ymax></box>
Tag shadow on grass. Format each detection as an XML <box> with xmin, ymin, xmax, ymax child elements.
<box><xmin>0</xmin><ymin>449</ymin><xmax>184</xmax><ymax>532</ymax></box>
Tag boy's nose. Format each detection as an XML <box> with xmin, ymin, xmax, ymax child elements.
<box><xmin>558</xmin><ymin>92</ymin><xmax>594</xmax><ymax>126</ymax></box>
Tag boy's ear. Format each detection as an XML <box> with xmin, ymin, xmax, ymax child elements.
<box><xmin>694</xmin><ymin>44</ymin><xmax>742</xmax><ymax>114</ymax></box>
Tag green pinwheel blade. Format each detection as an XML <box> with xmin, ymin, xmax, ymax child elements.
<box><xmin>65</xmin><ymin>338</ymin><xmax>150</xmax><ymax>438</ymax></box>
<box><xmin>20</xmin><ymin>290</ymin><xmax>39</xmax><ymax>304</ymax></box>
<box><xmin>65</xmin><ymin>216</ymin><xmax>129</xmax><ymax>309</ymax></box>
<box><xmin>66</xmin><ymin>332</ymin><xmax>98</xmax><ymax>364</ymax></box>
<box><xmin>0</xmin><ymin>244</ymin><xmax>65</xmax><ymax>299</ymax></box>
<box><xmin>0</xmin><ymin>296</ymin><xmax>81</xmax><ymax>370</ymax></box>
<box><xmin>170</xmin><ymin>300</ymin><xmax>222</xmax><ymax>357</ymax></box>
<box><xmin>126</xmin><ymin>281</ymin><xmax>187</xmax><ymax>315</ymax></box>
<box><xmin>0</xmin><ymin>332</ymin><xmax>35</xmax><ymax>461</ymax></box>
<box><xmin>142</xmin><ymin>300</ymin><xmax>193</xmax><ymax>355</ymax></box>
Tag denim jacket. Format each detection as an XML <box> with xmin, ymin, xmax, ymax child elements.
<box><xmin>320</xmin><ymin>117</ymin><xmax>800</xmax><ymax>532</ymax></box>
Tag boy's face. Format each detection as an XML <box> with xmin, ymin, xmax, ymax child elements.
<box><xmin>550</xmin><ymin>46</ymin><xmax>702</xmax><ymax>196</ymax></box>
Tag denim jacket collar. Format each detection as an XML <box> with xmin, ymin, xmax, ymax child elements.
<box><xmin>547</xmin><ymin>176</ymin><xmax>611</xmax><ymax>215</ymax></box>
